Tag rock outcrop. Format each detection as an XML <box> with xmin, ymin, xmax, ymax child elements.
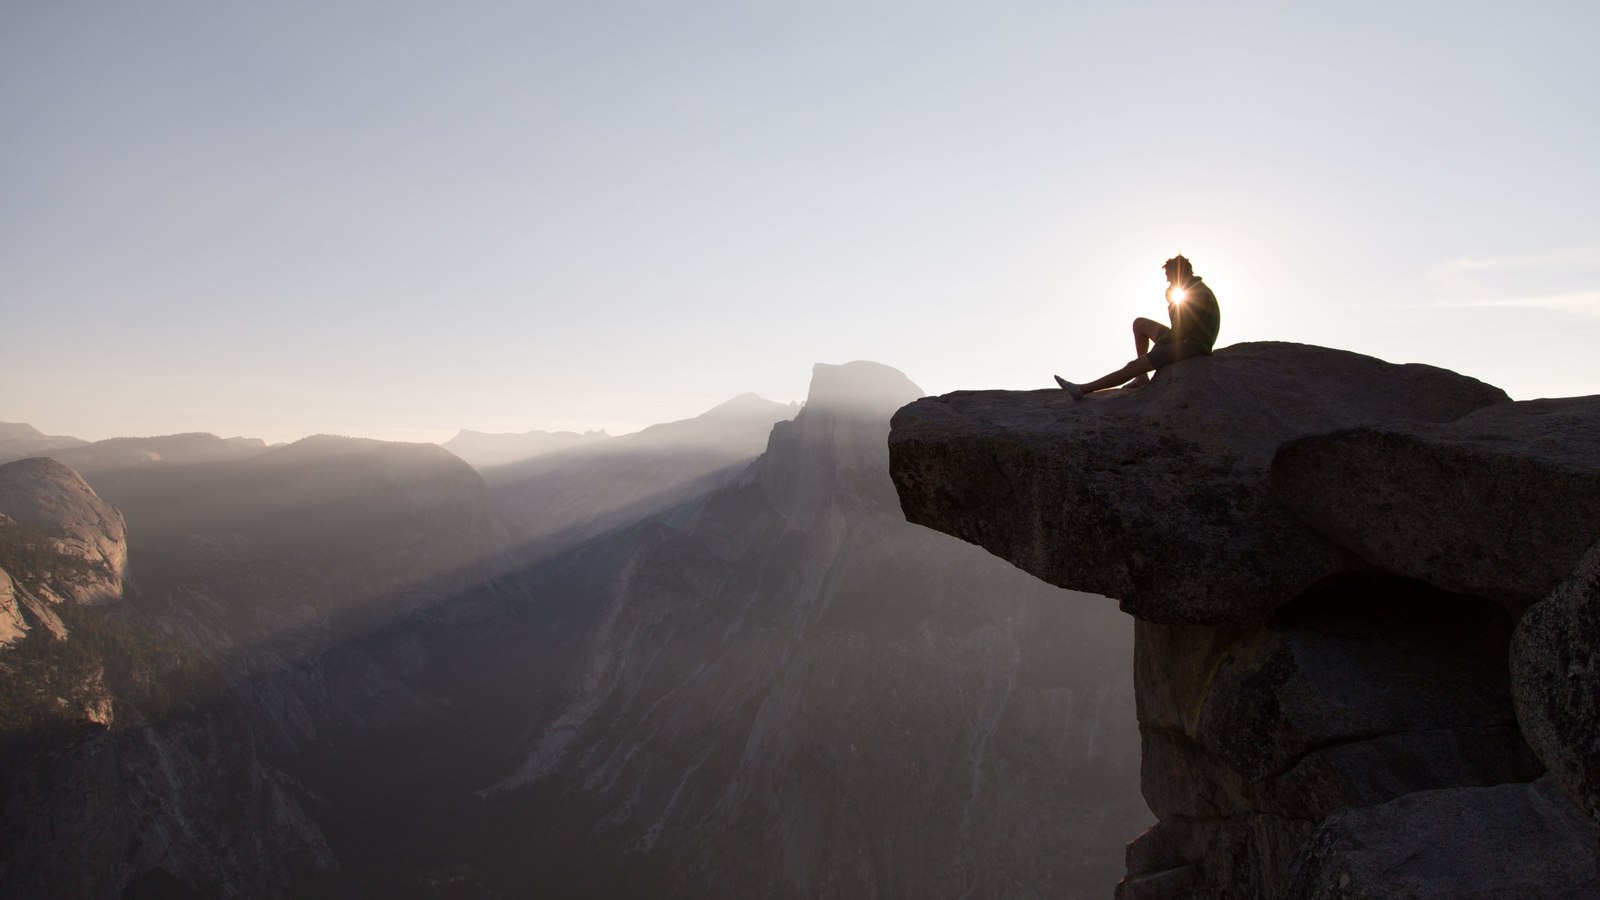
<box><xmin>0</xmin><ymin>456</ymin><xmax>128</xmax><ymax>613</ymax></box>
<box><xmin>890</xmin><ymin>342</ymin><xmax>1506</xmax><ymax>625</ymax></box>
<box><xmin>888</xmin><ymin>342</ymin><xmax>1600</xmax><ymax>898</ymax></box>
<box><xmin>1274</xmin><ymin>395</ymin><xmax>1600</xmax><ymax>611</ymax></box>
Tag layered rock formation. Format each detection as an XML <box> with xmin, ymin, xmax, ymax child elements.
<box><xmin>889</xmin><ymin>342</ymin><xmax>1600</xmax><ymax>898</ymax></box>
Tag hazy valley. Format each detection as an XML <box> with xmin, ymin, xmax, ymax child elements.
<box><xmin>0</xmin><ymin>362</ymin><xmax>1148</xmax><ymax>899</ymax></box>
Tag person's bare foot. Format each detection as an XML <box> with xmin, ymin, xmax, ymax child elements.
<box><xmin>1121</xmin><ymin>373</ymin><xmax>1150</xmax><ymax>389</ymax></box>
<box><xmin>1053</xmin><ymin>375</ymin><xmax>1083</xmax><ymax>400</ymax></box>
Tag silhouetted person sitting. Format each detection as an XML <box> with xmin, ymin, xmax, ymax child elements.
<box><xmin>1055</xmin><ymin>254</ymin><xmax>1221</xmax><ymax>399</ymax></box>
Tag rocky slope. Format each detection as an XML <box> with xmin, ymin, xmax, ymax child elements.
<box><xmin>889</xmin><ymin>341</ymin><xmax>1600</xmax><ymax>898</ymax></box>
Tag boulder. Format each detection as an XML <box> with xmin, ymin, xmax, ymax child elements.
<box><xmin>889</xmin><ymin>342</ymin><xmax>1507</xmax><ymax>624</ymax></box>
<box><xmin>1512</xmin><ymin>539</ymin><xmax>1600</xmax><ymax>829</ymax></box>
<box><xmin>1273</xmin><ymin>396</ymin><xmax>1600</xmax><ymax>610</ymax></box>
<box><xmin>1287</xmin><ymin>777</ymin><xmax>1600</xmax><ymax>899</ymax></box>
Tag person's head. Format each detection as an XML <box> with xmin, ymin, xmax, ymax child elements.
<box><xmin>1163</xmin><ymin>255</ymin><xmax>1194</xmax><ymax>283</ymax></box>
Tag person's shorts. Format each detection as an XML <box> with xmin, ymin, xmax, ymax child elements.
<box><xmin>1147</xmin><ymin>340</ymin><xmax>1210</xmax><ymax>370</ymax></box>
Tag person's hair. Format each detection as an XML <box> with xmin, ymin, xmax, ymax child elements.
<box><xmin>1164</xmin><ymin>255</ymin><xmax>1194</xmax><ymax>279</ymax></box>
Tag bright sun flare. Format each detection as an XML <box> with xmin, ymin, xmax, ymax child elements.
<box><xmin>1170</xmin><ymin>287</ymin><xmax>1187</xmax><ymax>304</ymax></box>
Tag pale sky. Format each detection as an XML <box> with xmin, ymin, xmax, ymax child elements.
<box><xmin>4</xmin><ymin>1</ymin><xmax>1597</xmax><ymax>444</ymax></box>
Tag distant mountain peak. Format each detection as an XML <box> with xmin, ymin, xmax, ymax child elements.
<box><xmin>0</xmin><ymin>422</ymin><xmax>89</xmax><ymax>466</ymax></box>
<box><xmin>697</xmin><ymin>392</ymin><xmax>797</xmax><ymax>420</ymax></box>
<box><xmin>803</xmin><ymin>361</ymin><xmax>923</xmax><ymax>418</ymax></box>
<box><xmin>747</xmin><ymin>362</ymin><xmax>924</xmax><ymax>523</ymax></box>
<box><xmin>0</xmin><ymin>423</ymin><xmax>47</xmax><ymax>441</ymax></box>
<box><xmin>442</xmin><ymin>427</ymin><xmax>612</xmax><ymax>469</ymax></box>
<box><xmin>449</xmin><ymin>427</ymin><xmax>609</xmax><ymax>441</ymax></box>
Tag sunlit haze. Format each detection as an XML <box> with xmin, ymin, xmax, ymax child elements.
<box><xmin>4</xmin><ymin>2</ymin><xmax>1597</xmax><ymax>444</ymax></box>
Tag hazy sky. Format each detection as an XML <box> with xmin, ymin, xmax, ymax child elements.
<box><xmin>4</xmin><ymin>1</ymin><xmax>1597</xmax><ymax>444</ymax></box>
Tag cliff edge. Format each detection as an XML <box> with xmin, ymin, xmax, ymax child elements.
<box><xmin>888</xmin><ymin>341</ymin><xmax>1600</xmax><ymax>899</ymax></box>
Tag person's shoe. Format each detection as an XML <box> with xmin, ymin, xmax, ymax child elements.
<box><xmin>1053</xmin><ymin>375</ymin><xmax>1083</xmax><ymax>400</ymax></box>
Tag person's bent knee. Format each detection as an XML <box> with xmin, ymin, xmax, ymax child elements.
<box><xmin>1133</xmin><ymin>317</ymin><xmax>1169</xmax><ymax>339</ymax></box>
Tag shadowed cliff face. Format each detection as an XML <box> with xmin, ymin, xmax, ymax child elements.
<box><xmin>476</xmin><ymin>361</ymin><xmax>1149</xmax><ymax>899</ymax></box>
<box><xmin>888</xmin><ymin>343</ymin><xmax>1600</xmax><ymax>899</ymax></box>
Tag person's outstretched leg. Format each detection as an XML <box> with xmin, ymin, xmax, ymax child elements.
<box><xmin>1055</xmin><ymin>318</ymin><xmax>1168</xmax><ymax>399</ymax></box>
<box><xmin>1055</xmin><ymin>356</ymin><xmax>1156</xmax><ymax>400</ymax></box>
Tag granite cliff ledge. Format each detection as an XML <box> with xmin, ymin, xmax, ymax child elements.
<box><xmin>888</xmin><ymin>341</ymin><xmax>1600</xmax><ymax>898</ymax></box>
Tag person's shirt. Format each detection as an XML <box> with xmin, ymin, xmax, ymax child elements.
<box><xmin>1157</xmin><ymin>276</ymin><xmax>1221</xmax><ymax>353</ymax></box>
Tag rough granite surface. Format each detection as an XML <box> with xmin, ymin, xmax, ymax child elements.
<box><xmin>1513</xmin><ymin>539</ymin><xmax>1600</xmax><ymax>830</ymax></box>
<box><xmin>0</xmin><ymin>456</ymin><xmax>128</xmax><ymax>613</ymax></box>
<box><xmin>888</xmin><ymin>341</ymin><xmax>1508</xmax><ymax>625</ymax></box>
<box><xmin>1287</xmin><ymin>777</ymin><xmax>1600</xmax><ymax>899</ymax></box>
<box><xmin>1274</xmin><ymin>395</ymin><xmax>1600</xmax><ymax>610</ymax></box>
